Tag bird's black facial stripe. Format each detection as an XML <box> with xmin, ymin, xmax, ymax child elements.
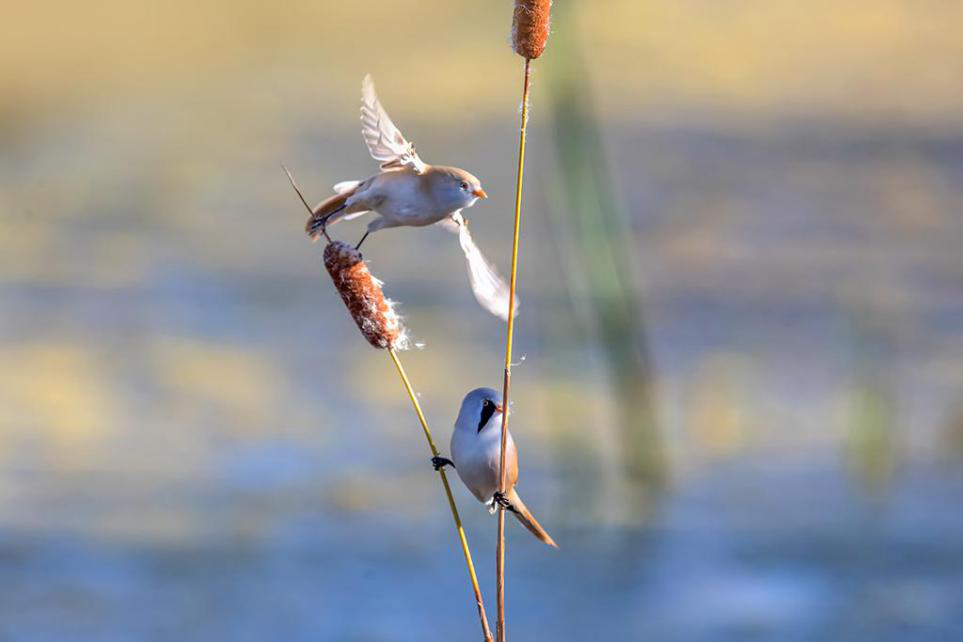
<box><xmin>477</xmin><ymin>399</ymin><xmax>497</xmax><ymax>432</ymax></box>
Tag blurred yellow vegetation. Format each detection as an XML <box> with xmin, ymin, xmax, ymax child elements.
<box><xmin>581</xmin><ymin>0</ymin><xmax>963</xmax><ymax>125</ymax></box>
<box><xmin>0</xmin><ymin>342</ymin><xmax>116</xmax><ymax>448</ymax></box>
<box><xmin>687</xmin><ymin>354</ymin><xmax>754</xmax><ymax>457</ymax></box>
<box><xmin>349</xmin><ymin>340</ymin><xmax>500</xmax><ymax>413</ymax></box>
<box><xmin>326</xmin><ymin>472</ymin><xmax>436</xmax><ymax>517</ymax></box>
<box><xmin>151</xmin><ymin>338</ymin><xmax>283</xmax><ymax>438</ymax></box>
<box><xmin>2</xmin><ymin>1</ymin><xmax>962</xmax><ymax>126</ymax></box>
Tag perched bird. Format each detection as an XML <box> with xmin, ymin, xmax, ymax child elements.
<box><xmin>433</xmin><ymin>387</ymin><xmax>558</xmax><ymax>548</ymax></box>
<box><xmin>305</xmin><ymin>75</ymin><xmax>516</xmax><ymax>321</ymax></box>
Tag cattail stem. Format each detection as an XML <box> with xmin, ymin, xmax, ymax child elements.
<box><xmin>495</xmin><ymin>56</ymin><xmax>532</xmax><ymax>642</ymax></box>
<box><xmin>388</xmin><ymin>349</ymin><xmax>494</xmax><ymax>642</ymax></box>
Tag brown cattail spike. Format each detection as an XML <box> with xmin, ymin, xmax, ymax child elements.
<box><xmin>512</xmin><ymin>0</ymin><xmax>552</xmax><ymax>60</ymax></box>
<box><xmin>323</xmin><ymin>241</ymin><xmax>408</xmax><ymax>350</ymax></box>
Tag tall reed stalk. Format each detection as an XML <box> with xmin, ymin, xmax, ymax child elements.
<box><xmin>496</xmin><ymin>3</ymin><xmax>552</xmax><ymax>641</ymax></box>
<box><xmin>286</xmin><ymin>169</ymin><xmax>493</xmax><ymax>642</ymax></box>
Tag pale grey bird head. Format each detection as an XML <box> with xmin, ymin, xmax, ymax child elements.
<box><xmin>455</xmin><ymin>387</ymin><xmax>504</xmax><ymax>434</ymax></box>
<box><xmin>429</xmin><ymin>166</ymin><xmax>488</xmax><ymax>212</ymax></box>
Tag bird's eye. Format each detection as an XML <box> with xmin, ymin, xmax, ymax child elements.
<box><xmin>460</xmin><ymin>181</ymin><xmax>469</xmax><ymax>191</ymax></box>
<box><xmin>477</xmin><ymin>399</ymin><xmax>497</xmax><ymax>432</ymax></box>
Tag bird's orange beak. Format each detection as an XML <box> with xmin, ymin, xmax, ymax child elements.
<box><xmin>473</xmin><ymin>188</ymin><xmax>488</xmax><ymax>199</ymax></box>
<box><xmin>495</xmin><ymin>403</ymin><xmax>504</xmax><ymax>414</ymax></box>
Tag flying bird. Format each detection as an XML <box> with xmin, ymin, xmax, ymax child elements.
<box><xmin>433</xmin><ymin>387</ymin><xmax>558</xmax><ymax>548</ymax></box>
<box><xmin>305</xmin><ymin>75</ymin><xmax>516</xmax><ymax>321</ymax></box>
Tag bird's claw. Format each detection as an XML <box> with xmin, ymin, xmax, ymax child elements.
<box><xmin>310</xmin><ymin>218</ymin><xmax>331</xmax><ymax>243</ymax></box>
<box><xmin>355</xmin><ymin>230</ymin><xmax>370</xmax><ymax>251</ymax></box>
<box><xmin>431</xmin><ymin>456</ymin><xmax>454</xmax><ymax>472</ymax></box>
<box><xmin>492</xmin><ymin>491</ymin><xmax>514</xmax><ymax>512</ymax></box>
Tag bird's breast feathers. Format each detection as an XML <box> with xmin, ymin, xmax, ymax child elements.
<box><xmin>364</xmin><ymin>171</ymin><xmax>449</xmax><ymax>226</ymax></box>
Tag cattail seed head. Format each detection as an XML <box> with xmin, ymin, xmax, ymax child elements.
<box><xmin>323</xmin><ymin>241</ymin><xmax>408</xmax><ymax>350</ymax></box>
<box><xmin>512</xmin><ymin>0</ymin><xmax>552</xmax><ymax>60</ymax></box>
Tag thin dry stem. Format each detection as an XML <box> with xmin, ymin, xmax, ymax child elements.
<box><xmin>388</xmin><ymin>349</ymin><xmax>494</xmax><ymax>642</ymax></box>
<box><xmin>496</xmin><ymin>57</ymin><xmax>532</xmax><ymax>642</ymax></box>
<box><xmin>283</xmin><ymin>164</ymin><xmax>330</xmax><ymax>242</ymax></box>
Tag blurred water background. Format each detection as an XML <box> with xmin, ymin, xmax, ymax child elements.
<box><xmin>2</xmin><ymin>2</ymin><xmax>962</xmax><ymax>640</ymax></box>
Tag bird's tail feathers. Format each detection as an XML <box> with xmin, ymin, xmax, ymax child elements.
<box><xmin>305</xmin><ymin>191</ymin><xmax>352</xmax><ymax>241</ymax></box>
<box><xmin>445</xmin><ymin>215</ymin><xmax>518</xmax><ymax>321</ymax></box>
<box><xmin>507</xmin><ymin>488</ymin><xmax>558</xmax><ymax>549</ymax></box>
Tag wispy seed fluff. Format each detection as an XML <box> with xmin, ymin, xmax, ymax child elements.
<box><xmin>512</xmin><ymin>0</ymin><xmax>552</xmax><ymax>60</ymax></box>
<box><xmin>323</xmin><ymin>241</ymin><xmax>409</xmax><ymax>351</ymax></box>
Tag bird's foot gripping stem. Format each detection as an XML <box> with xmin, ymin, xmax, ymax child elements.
<box><xmin>314</xmin><ymin>226</ymin><xmax>331</xmax><ymax>243</ymax></box>
<box><xmin>431</xmin><ymin>456</ymin><xmax>455</xmax><ymax>472</ymax></box>
<box><xmin>355</xmin><ymin>231</ymin><xmax>370</xmax><ymax>251</ymax></box>
<box><xmin>492</xmin><ymin>491</ymin><xmax>517</xmax><ymax>514</ymax></box>
<box><xmin>306</xmin><ymin>215</ymin><xmax>331</xmax><ymax>243</ymax></box>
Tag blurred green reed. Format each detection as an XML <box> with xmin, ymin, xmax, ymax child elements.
<box><xmin>843</xmin><ymin>305</ymin><xmax>900</xmax><ymax>494</ymax></box>
<box><xmin>542</xmin><ymin>4</ymin><xmax>665</xmax><ymax>508</ymax></box>
<box><xmin>943</xmin><ymin>403</ymin><xmax>963</xmax><ymax>462</ymax></box>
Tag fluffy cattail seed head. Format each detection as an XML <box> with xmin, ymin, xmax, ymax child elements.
<box><xmin>323</xmin><ymin>241</ymin><xmax>408</xmax><ymax>350</ymax></box>
<box><xmin>512</xmin><ymin>0</ymin><xmax>552</xmax><ymax>60</ymax></box>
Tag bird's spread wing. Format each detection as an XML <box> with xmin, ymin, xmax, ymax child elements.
<box><xmin>360</xmin><ymin>74</ymin><xmax>427</xmax><ymax>174</ymax></box>
<box><xmin>443</xmin><ymin>213</ymin><xmax>518</xmax><ymax>321</ymax></box>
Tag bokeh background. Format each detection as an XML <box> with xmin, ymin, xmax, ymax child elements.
<box><xmin>2</xmin><ymin>1</ymin><xmax>963</xmax><ymax>640</ymax></box>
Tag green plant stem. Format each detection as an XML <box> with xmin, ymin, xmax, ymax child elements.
<box><xmin>388</xmin><ymin>348</ymin><xmax>493</xmax><ymax>642</ymax></box>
